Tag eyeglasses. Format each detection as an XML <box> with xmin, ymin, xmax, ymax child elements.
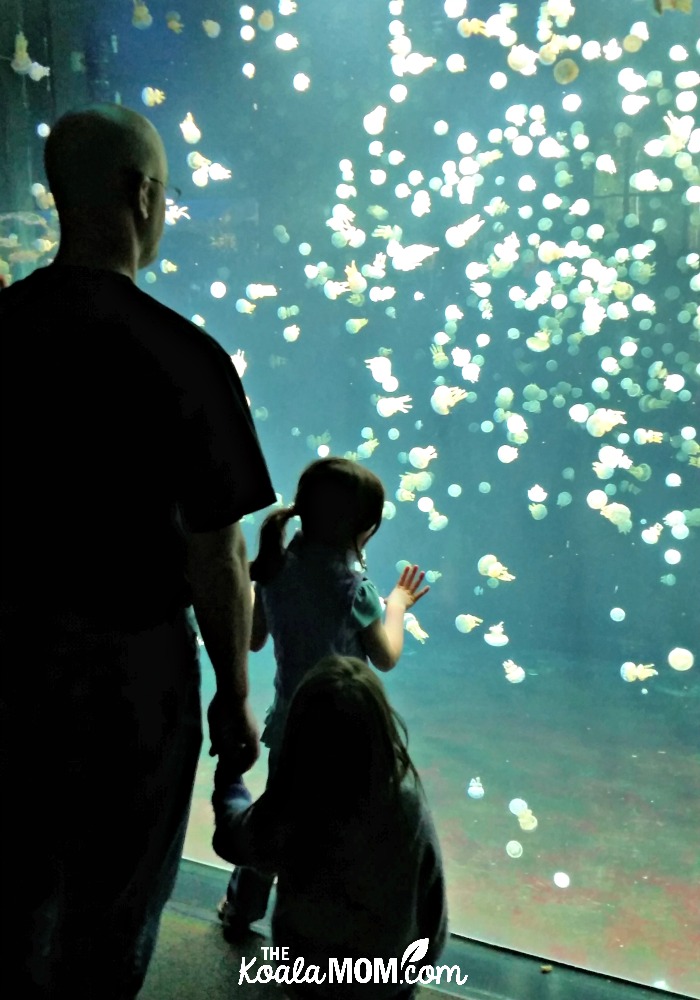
<box><xmin>146</xmin><ymin>176</ymin><xmax>182</xmax><ymax>202</ymax></box>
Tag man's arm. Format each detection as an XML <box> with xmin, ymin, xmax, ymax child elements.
<box><xmin>185</xmin><ymin>521</ymin><xmax>260</xmax><ymax>772</ymax></box>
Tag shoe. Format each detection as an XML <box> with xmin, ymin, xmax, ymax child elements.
<box><xmin>217</xmin><ymin>895</ymin><xmax>250</xmax><ymax>942</ymax></box>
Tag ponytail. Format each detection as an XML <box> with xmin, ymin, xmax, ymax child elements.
<box><xmin>249</xmin><ymin>506</ymin><xmax>297</xmax><ymax>584</ymax></box>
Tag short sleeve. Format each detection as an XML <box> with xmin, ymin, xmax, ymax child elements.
<box><xmin>176</xmin><ymin>334</ymin><xmax>276</xmax><ymax>531</ymax></box>
<box><xmin>350</xmin><ymin>578</ymin><xmax>383</xmax><ymax>629</ymax></box>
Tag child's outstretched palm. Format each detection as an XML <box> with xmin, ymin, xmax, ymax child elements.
<box><xmin>387</xmin><ymin>564</ymin><xmax>429</xmax><ymax>611</ymax></box>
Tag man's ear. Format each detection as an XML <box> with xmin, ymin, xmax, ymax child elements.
<box><xmin>136</xmin><ymin>177</ymin><xmax>151</xmax><ymax>221</ymax></box>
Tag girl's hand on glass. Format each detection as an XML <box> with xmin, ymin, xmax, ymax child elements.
<box><xmin>387</xmin><ymin>564</ymin><xmax>429</xmax><ymax>610</ymax></box>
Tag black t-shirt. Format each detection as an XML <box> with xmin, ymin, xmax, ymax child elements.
<box><xmin>0</xmin><ymin>264</ymin><xmax>276</xmax><ymax>627</ymax></box>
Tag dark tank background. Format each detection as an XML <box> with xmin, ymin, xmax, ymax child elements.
<box><xmin>1</xmin><ymin>0</ymin><xmax>698</xmax><ymax>994</ymax></box>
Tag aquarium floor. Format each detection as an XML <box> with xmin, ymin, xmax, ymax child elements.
<box><xmin>140</xmin><ymin>858</ymin><xmax>689</xmax><ymax>1000</ymax></box>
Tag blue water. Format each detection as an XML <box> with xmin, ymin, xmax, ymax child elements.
<box><xmin>7</xmin><ymin>0</ymin><xmax>699</xmax><ymax>994</ymax></box>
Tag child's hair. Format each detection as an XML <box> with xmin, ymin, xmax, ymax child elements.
<box><xmin>250</xmin><ymin>457</ymin><xmax>385</xmax><ymax>583</ymax></box>
<box><xmin>265</xmin><ymin>655</ymin><xmax>420</xmax><ymax>852</ymax></box>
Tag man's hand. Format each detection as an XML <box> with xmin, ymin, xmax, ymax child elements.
<box><xmin>207</xmin><ymin>694</ymin><xmax>260</xmax><ymax>774</ymax></box>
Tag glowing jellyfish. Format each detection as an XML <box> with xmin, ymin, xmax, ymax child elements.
<box><xmin>518</xmin><ymin>810</ymin><xmax>538</xmax><ymax>831</ymax></box>
<box><xmin>527</xmin><ymin>485</ymin><xmax>548</xmax><ymax>503</ymax></box>
<box><xmin>506</xmin><ymin>841</ymin><xmax>523</xmax><ymax>859</ymax></box>
<box><xmin>210</xmin><ymin>281</ymin><xmax>227</xmax><ymax>299</ymax></box>
<box><xmin>293</xmin><ymin>73</ymin><xmax>311</xmax><ymax>92</ymax></box>
<box><xmin>553</xmin><ymin>872</ymin><xmax>571</xmax><ymax>888</ymax></box>
<box><xmin>363</xmin><ymin>105</ymin><xmax>387</xmax><ymax>135</ymax></box>
<box><xmin>446</xmin><ymin>53</ymin><xmax>467</xmax><ymax>73</ymax></box>
<box><xmin>610</xmin><ymin>608</ymin><xmax>625</xmax><ymax>622</ymax></box>
<box><xmin>668</xmin><ymin>648</ymin><xmax>694</xmax><ymax>672</ymax></box>
<box><xmin>497</xmin><ymin>445</ymin><xmax>519</xmax><ymax>464</ymax></box>
<box><xmin>568</xmin><ymin>403</ymin><xmax>590</xmax><ymax>423</ymax></box>
<box><xmin>478</xmin><ymin>482</ymin><xmax>491</xmax><ymax>494</ymax></box>
<box><xmin>484</xmin><ymin>623</ymin><xmax>509</xmax><ymax>647</ymax></box>
<box><xmin>179</xmin><ymin>112</ymin><xmax>202</xmax><ymax>144</ymax></box>
<box><xmin>467</xmin><ymin>777</ymin><xmax>484</xmax><ymax>799</ymax></box>
<box><xmin>553</xmin><ymin>58</ymin><xmax>579</xmax><ymax>85</ymax></box>
<box><xmin>586</xmin><ymin>490</ymin><xmax>608</xmax><ymax>511</ymax></box>
<box><xmin>509</xmin><ymin>798</ymin><xmax>528</xmax><ymax>816</ymax></box>
<box><xmin>448</xmin><ymin>484</ymin><xmax>462</xmax><ymax>497</ymax></box>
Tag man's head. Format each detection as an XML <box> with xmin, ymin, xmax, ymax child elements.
<box><xmin>44</xmin><ymin>103</ymin><xmax>169</xmax><ymax>269</ymax></box>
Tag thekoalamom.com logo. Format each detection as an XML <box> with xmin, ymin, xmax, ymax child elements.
<box><xmin>238</xmin><ymin>938</ymin><xmax>469</xmax><ymax>988</ymax></box>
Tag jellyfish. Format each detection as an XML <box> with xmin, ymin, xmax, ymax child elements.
<box><xmin>179</xmin><ymin>112</ymin><xmax>202</xmax><ymax>144</ymax></box>
<box><xmin>518</xmin><ymin>809</ymin><xmax>538</xmax><ymax>831</ymax></box>
<box><xmin>455</xmin><ymin>614</ymin><xmax>483</xmax><ymax>633</ymax></box>
<box><xmin>467</xmin><ymin>777</ymin><xmax>485</xmax><ymax>800</ymax></box>
<box><xmin>503</xmin><ymin>659</ymin><xmax>526</xmax><ymax>683</ymax></box>
<box><xmin>132</xmin><ymin>1</ymin><xmax>153</xmax><ymax>29</ymax></box>
<box><xmin>484</xmin><ymin>622</ymin><xmax>509</xmax><ymax>647</ymax></box>
<box><xmin>552</xmin><ymin>58</ymin><xmax>578</xmax><ymax>87</ymax></box>
<box><xmin>166</xmin><ymin>11</ymin><xmax>184</xmax><ymax>32</ymax></box>
<box><xmin>142</xmin><ymin>87</ymin><xmax>166</xmax><ymax>107</ymax></box>
<box><xmin>599</xmin><ymin>503</ymin><xmax>633</xmax><ymax>534</ymax></box>
<box><xmin>456</xmin><ymin>18</ymin><xmax>487</xmax><ymax>36</ymax></box>
<box><xmin>667</xmin><ymin>648</ymin><xmax>694</xmax><ymax>671</ymax></box>
<box><xmin>404</xmin><ymin>613</ymin><xmax>429</xmax><ymax>643</ymax></box>
<box><xmin>10</xmin><ymin>31</ymin><xmax>32</xmax><ymax>74</ymax></box>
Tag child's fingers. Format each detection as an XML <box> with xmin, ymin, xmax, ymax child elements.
<box><xmin>411</xmin><ymin>585</ymin><xmax>430</xmax><ymax>604</ymax></box>
<box><xmin>399</xmin><ymin>564</ymin><xmax>421</xmax><ymax>587</ymax></box>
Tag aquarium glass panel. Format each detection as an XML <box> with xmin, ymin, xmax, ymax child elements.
<box><xmin>4</xmin><ymin>0</ymin><xmax>699</xmax><ymax>995</ymax></box>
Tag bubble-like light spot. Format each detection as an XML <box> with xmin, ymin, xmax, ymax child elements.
<box><xmin>448</xmin><ymin>483</ymin><xmax>462</xmax><ymax>497</ymax></box>
<box><xmin>610</xmin><ymin>607</ymin><xmax>625</xmax><ymax>622</ymax></box>
<box><xmin>210</xmin><ymin>281</ymin><xmax>227</xmax><ymax>299</ymax></box>
<box><xmin>553</xmin><ymin>872</ymin><xmax>571</xmax><ymax>888</ymax></box>
<box><xmin>490</xmin><ymin>71</ymin><xmax>508</xmax><ymax>90</ymax></box>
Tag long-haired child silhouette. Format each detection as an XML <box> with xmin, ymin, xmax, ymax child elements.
<box><xmin>213</xmin><ymin>654</ymin><xmax>447</xmax><ymax>998</ymax></box>
<box><xmin>211</xmin><ymin>456</ymin><xmax>430</xmax><ymax>939</ymax></box>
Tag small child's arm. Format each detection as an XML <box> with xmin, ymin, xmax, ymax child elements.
<box><xmin>361</xmin><ymin>565</ymin><xmax>429</xmax><ymax>671</ymax></box>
